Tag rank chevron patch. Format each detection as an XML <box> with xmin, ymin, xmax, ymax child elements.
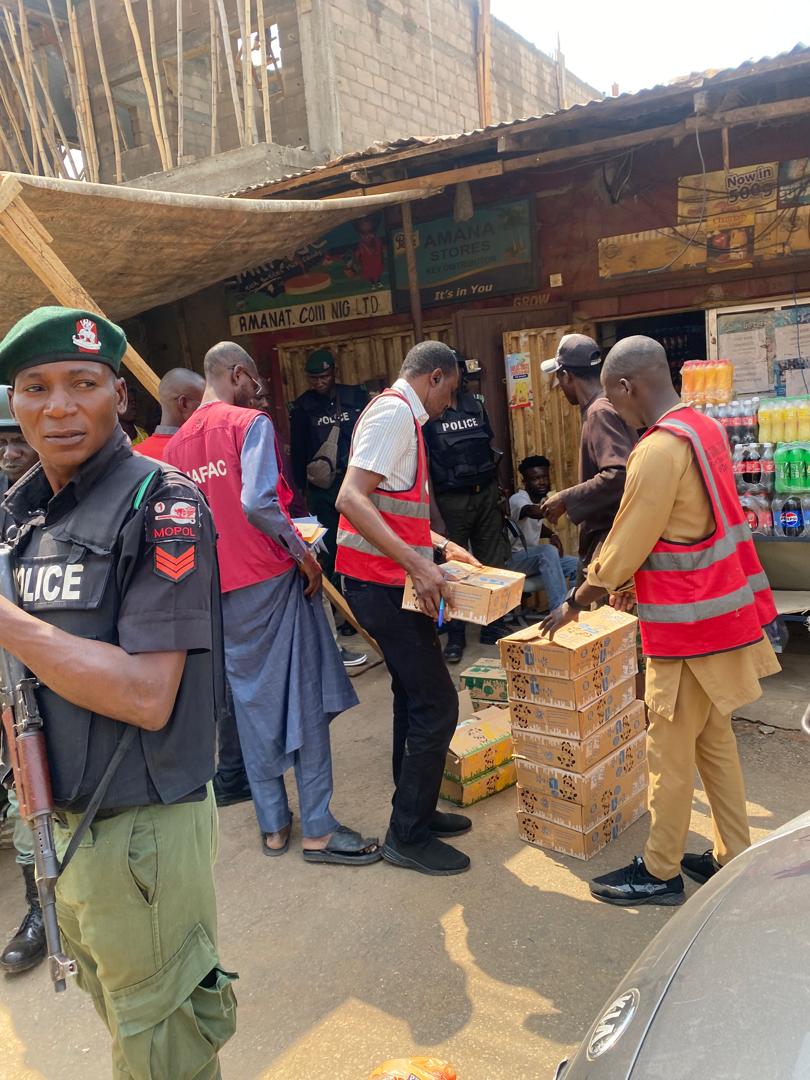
<box><xmin>154</xmin><ymin>543</ymin><xmax>196</xmax><ymax>582</ymax></box>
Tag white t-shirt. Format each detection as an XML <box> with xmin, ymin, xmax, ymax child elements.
<box><xmin>348</xmin><ymin>378</ymin><xmax>427</xmax><ymax>492</ymax></box>
<box><xmin>509</xmin><ymin>489</ymin><xmax>553</xmax><ymax>550</ymax></box>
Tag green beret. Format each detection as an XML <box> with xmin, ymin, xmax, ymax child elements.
<box><xmin>305</xmin><ymin>348</ymin><xmax>336</xmax><ymax>375</ymax></box>
<box><xmin>0</xmin><ymin>306</ymin><xmax>127</xmax><ymax>384</ymax></box>
<box><xmin>0</xmin><ymin>385</ymin><xmax>19</xmax><ymax>430</ymax></box>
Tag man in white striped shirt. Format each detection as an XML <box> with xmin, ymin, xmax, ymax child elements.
<box><xmin>336</xmin><ymin>342</ymin><xmax>481</xmax><ymax>876</ymax></box>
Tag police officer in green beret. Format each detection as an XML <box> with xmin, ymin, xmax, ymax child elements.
<box><xmin>289</xmin><ymin>348</ymin><xmax>369</xmax><ymax>585</ymax></box>
<box><xmin>0</xmin><ymin>308</ymin><xmax>236</xmax><ymax>1078</ymax></box>
<box><xmin>0</xmin><ymin>389</ymin><xmax>46</xmax><ymax>975</ymax></box>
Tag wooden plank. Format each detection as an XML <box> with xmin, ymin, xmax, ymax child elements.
<box><xmin>242</xmin><ymin>0</ymin><xmax>252</xmax><ymax>144</ymax></box>
<box><xmin>400</xmin><ymin>201</ymin><xmax>423</xmax><ymax>342</ymax></box>
<box><xmin>89</xmin><ymin>0</ymin><xmax>122</xmax><ymax>182</ymax></box>
<box><xmin>145</xmin><ymin>0</ymin><xmax>171</xmax><ymax>166</ymax></box>
<box><xmin>45</xmin><ymin>0</ymin><xmax>89</xmax><ymax>177</ymax></box>
<box><xmin>329</xmin><ymin>160</ymin><xmax>501</xmax><ymax>199</ymax></box>
<box><xmin>66</xmin><ymin>0</ymin><xmax>99</xmax><ymax>181</ymax></box>
<box><xmin>207</xmin><ymin>0</ymin><xmax>218</xmax><ymax>155</ymax></box>
<box><xmin>322</xmin><ymin>576</ymin><xmax>381</xmax><ymax>656</ymax></box>
<box><xmin>0</xmin><ymin>193</ymin><xmax>160</xmax><ymax>398</ymax></box>
<box><xmin>475</xmin><ymin>0</ymin><xmax>491</xmax><ymax>127</ymax></box>
<box><xmin>214</xmin><ymin>0</ymin><xmax>243</xmax><ymax>145</ymax></box>
<box><xmin>256</xmin><ymin>0</ymin><xmax>270</xmax><ymax>141</ymax></box>
<box><xmin>0</xmin><ymin>68</ymin><xmax>32</xmax><ymax>171</ymax></box>
<box><xmin>16</xmin><ymin>1</ymin><xmax>50</xmax><ymax>174</ymax></box>
<box><xmin>33</xmin><ymin>55</ymin><xmax>78</xmax><ymax>179</ymax></box>
<box><xmin>176</xmin><ymin>0</ymin><xmax>184</xmax><ymax>163</ymax></box>
<box><xmin>121</xmin><ymin>0</ymin><xmax>171</xmax><ymax>171</ymax></box>
<box><xmin>0</xmin><ymin>12</ymin><xmax>41</xmax><ymax>173</ymax></box>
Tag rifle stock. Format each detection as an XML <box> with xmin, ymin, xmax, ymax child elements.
<box><xmin>0</xmin><ymin>544</ymin><xmax>77</xmax><ymax>992</ymax></box>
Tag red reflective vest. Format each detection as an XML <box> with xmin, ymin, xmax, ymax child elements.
<box><xmin>166</xmin><ymin>400</ymin><xmax>295</xmax><ymax>593</ymax></box>
<box><xmin>335</xmin><ymin>389</ymin><xmax>432</xmax><ymax>586</ymax></box>
<box><xmin>633</xmin><ymin>407</ymin><xmax>776</xmax><ymax>659</ymax></box>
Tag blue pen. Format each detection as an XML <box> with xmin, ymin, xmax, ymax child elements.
<box><xmin>438</xmin><ymin>598</ymin><xmax>445</xmax><ymax>628</ymax></box>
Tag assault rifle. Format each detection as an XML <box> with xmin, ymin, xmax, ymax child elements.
<box><xmin>0</xmin><ymin>544</ymin><xmax>77</xmax><ymax>992</ymax></box>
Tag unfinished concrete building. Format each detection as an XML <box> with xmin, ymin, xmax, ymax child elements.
<box><xmin>0</xmin><ymin>0</ymin><xmax>600</xmax><ymax>193</ymax></box>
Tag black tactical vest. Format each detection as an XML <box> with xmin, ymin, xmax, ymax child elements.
<box><xmin>424</xmin><ymin>393</ymin><xmax>497</xmax><ymax>494</ymax></box>
<box><xmin>297</xmin><ymin>384</ymin><xmax>368</xmax><ymax>472</ymax></box>
<box><xmin>10</xmin><ymin>450</ymin><xmax>218</xmax><ymax>812</ymax></box>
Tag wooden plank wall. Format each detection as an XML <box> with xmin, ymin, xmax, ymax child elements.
<box><xmin>277</xmin><ymin>321</ymin><xmax>456</xmax><ymax>403</ymax></box>
<box><xmin>503</xmin><ymin>323</ymin><xmax>595</xmax><ymax>554</ymax></box>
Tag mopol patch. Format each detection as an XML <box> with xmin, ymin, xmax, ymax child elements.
<box><xmin>154</xmin><ymin>543</ymin><xmax>196</xmax><ymax>582</ymax></box>
<box><xmin>145</xmin><ymin>495</ymin><xmax>201</xmax><ymax>545</ymax></box>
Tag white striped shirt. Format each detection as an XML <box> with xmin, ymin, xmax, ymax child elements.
<box><xmin>348</xmin><ymin>378</ymin><xmax>428</xmax><ymax>492</ymax></box>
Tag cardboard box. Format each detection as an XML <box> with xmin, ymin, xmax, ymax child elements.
<box><xmin>499</xmin><ymin>608</ymin><xmax>638</xmax><ymax>677</ymax></box>
<box><xmin>444</xmin><ymin>706</ymin><xmax>514</xmax><ymax>783</ymax></box>
<box><xmin>471</xmin><ymin>699</ymin><xmax>509</xmax><ymax>712</ymax></box>
<box><xmin>516</xmin><ymin>786</ymin><xmax>648</xmax><ymax>860</ymax></box>
<box><xmin>402</xmin><ymin>561</ymin><xmax>525</xmax><ymax>625</ymax></box>
<box><xmin>515</xmin><ymin>731</ymin><xmax>647</xmax><ymax>806</ymax></box>
<box><xmin>516</xmin><ymin>761</ymin><xmax>649</xmax><ymax>832</ymax></box>
<box><xmin>459</xmin><ymin>658</ymin><xmax>508</xmax><ymax>703</ymax></box>
<box><xmin>506</xmin><ymin>648</ymin><xmax>638</xmax><ymax>710</ymax></box>
<box><xmin>512</xmin><ymin>700</ymin><xmax>646</xmax><ymax>772</ymax></box>
<box><xmin>440</xmin><ymin>761</ymin><xmax>517</xmax><ymax>806</ymax></box>
<box><xmin>508</xmin><ymin>679</ymin><xmax>636</xmax><ymax>740</ymax></box>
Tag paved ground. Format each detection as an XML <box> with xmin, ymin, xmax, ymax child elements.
<box><xmin>1</xmin><ymin>637</ymin><xmax>809</xmax><ymax>1080</ymax></box>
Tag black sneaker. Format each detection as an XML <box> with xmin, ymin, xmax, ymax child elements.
<box><xmin>430</xmin><ymin>810</ymin><xmax>472</xmax><ymax>837</ymax></box>
<box><xmin>681</xmin><ymin>849</ymin><xmax>721</xmax><ymax>885</ymax></box>
<box><xmin>479</xmin><ymin>619</ymin><xmax>511</xmax><ymax>645</ymax></box>
<box><xmin>590</xmin><ymin>855</ymin><xmax>685</xmax><ymax>907</ymax></box>
<box><xmin>339</xmin><ymin>622</ymin><xmax>356</xmax><ymax>638</ymax></box>
<box><xmin>443</xmin><ymin>641</ymin><xmax>464</xmax><ymax>664</ymax></box>
<box><xmin>382</xmin><ymin>829</ymin><xmax>470</xmax><ymax>876</ymax></box>
<box><xmin>340</xmin><ymin>646</ymin><xmax>367</xmax><ymax>668</ymax></box>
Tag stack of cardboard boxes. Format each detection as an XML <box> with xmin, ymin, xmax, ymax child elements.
<box><xmin>499</xmin><ymin>608</ymin><xmax>649</xmax><ymax>860</ymax></box>
<box><xmin>440</xmin><ymin>697</ymin><xmax>516</xmax><ymax>807</ymax></box>
<box><xmin>458</xmin><ymin>658</ymin><xmax>509</xmax><ymax>711</ymax></box>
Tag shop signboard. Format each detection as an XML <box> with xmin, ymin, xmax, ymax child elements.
<box><xmin>391</xmin><ymin>199</ymin><xmax>535</xmax><ymax>308</ymax></box>
<box><xmin>226</xmin><ymin>216</ymin><xmax>393</xmax><ymax>336</ymax></box>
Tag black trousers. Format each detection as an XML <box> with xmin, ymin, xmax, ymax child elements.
<box><xmin>215</xmin><ymin>680</ymin><xmax>248</xmax><ymax>789</ymax></box>
<box><xmin>344</xmin><ymin>577</ymin><xmax>458</xmax><ymax>845</ymax></box>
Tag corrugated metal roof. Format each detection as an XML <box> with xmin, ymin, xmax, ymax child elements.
<box><xmin>231</xmin><ymin>43</ymin><xmax>809</xmax><ymax>197</ymax></box>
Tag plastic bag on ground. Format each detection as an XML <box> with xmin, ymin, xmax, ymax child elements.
<box><xmin>368</xmin><ymin>1058</ymin><xmax>458</xmax><ymax>1080</ymax></box>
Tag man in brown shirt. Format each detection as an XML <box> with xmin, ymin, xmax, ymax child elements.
<box><xmin>538</xmin><ymin>334</ymin><xmax>638</xmax><ymax>565</ymax></box>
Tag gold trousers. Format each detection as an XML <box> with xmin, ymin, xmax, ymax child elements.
<box><xmin>643</xmin><ymin>663</ymin><xmax>751</xmax><ymax>881</ymax></box>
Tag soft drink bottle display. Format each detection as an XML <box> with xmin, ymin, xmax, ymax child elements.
<box><xmin>742</xmin><ymin>442</ymin><xmax>762</xmax><ymax>487</ymax></box>
<box><xmin>784</xmin><ymin>401</ymin><xmax>798</xmax><ymax>442</ymax></box>
<box><xmin>799</xmin><ymin>399</ymin><xmax>810</xmax><ymax>440</ymax></box>
<box><xmin>718</xmin><ymin>359</ymin><xmax>734</xmax><ymax>403</ymax></box>
<box><xmin>727</xmin><ymin>400</ymin><xmax>742</xmax><ymax>446</ymax></box>
<box><xmin>740</xmin><ymin>493</ymin><xmax>773</xmax><ymax>535</ymax></box>
<box><xmin>760</xmin><ymin>443</ymin><xmax>775</xmax><ymax>494</ymax></box>
<box><xmin>786</xmin><ymin>444</ymin><xmax>808</xmax><ymax>491</ymax></box>
<box><xmin>693</xmin><ymin>361</ymin><xmax>707</xmax><ymax>406</ymax></box>
<box><xmin>704</xmin><ymin>361</ymin><xmax>719</xmax><ymax>405</ymax></box>
<box><xmin>757</xmin><ymin>400</ymin><xmax>772</xmax><ymax>443</ymax></box>
<box><xmin>772</xmin><ymin>495</ymin><xmax>808</xmax><ymax>537</ymax></box>
<box><xmin>771</xmin><ymin>401</ymin><xmax>786</xmax><ymax>444</ymax></box>
<box><xmin>680</xmin><ymin>361</ymin><xmax>695</xmax><ymax>404</ymax></box>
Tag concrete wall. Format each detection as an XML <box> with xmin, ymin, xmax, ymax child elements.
<box><xmin>326</xmin><ymin>0</ymin><xmax>600</xmax><ymax>153</ymax></box>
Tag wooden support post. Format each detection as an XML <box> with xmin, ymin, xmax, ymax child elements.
<box><xmin>475</xmin><ymin>0</ymin><xmax>491</xmax><ymax>128</ymax></box>
<box><xmin>1</xmin><ymin>14</ymin><xmax>44</xmax><ymax>173</ymax></box>
<box><xmin>88</xmin><ymin>0</ymin><xmax>122</xmax><ymax>183</ymax></box>
<box><xmin>176</xmin><ymin>0</ymin><xmax>184</xmax><ymax>163</ymax></box>
<box><xmin>242</xmin><ymin>0</ymin><xmax>253</xmax><ymax>144</ymax></box>
<box><xmin>45</xmin><ymin>0</ymin><xmax>91</xmax><ymax>175</ymax></box>
<box><xmin>215</xmin><ymin>0</ymin><xmax>244</xmax><ymax>145</ymax></box>
<box><xmin>145</xmin><ymin>0</ymin><xmax>171</xmax><ymax>167</ymax></box>
<box><xmin>66</xmin><ymin>0</ymin><xmax>99</xmax><ymax>181</ymax></box>
<box><xmin>722</xmin><ymin>125</ymin><xmax>730</xmax><ymax>173</ymax></box>
<box><xmin>400</xmin><ymin>201</ymin><xmax>423</xmax><ymax>343</ymax></box>
<box><xmin>121</xmin><ymin>0</ymin><xmax>171</xmax><ymax>171</ymax></box>
<box><xmin>0</xmin><ymin>177</ymin><xmax>160</xmax><ymax>399</ymax></box>
<box><xmin>321</xmin><ymin>576</ymin><xmax>381</xmax><ymax>657</ymax></box>
<box><xmin>0</xmin><ymin>71</ymin><xmax>33</xmax><ymax>171</ymax></box>
<box><xmin>33</xmin><ymin>59</ymin><xmax>78</xmax><ymax>178</ymax></box>
<box><xmin>256</xmin><ymin>0</ymin><xmax>270</xmax><ymax>141</ymax></box>
<box><xmin>207</xmin><ymin>0</ymin><xmax>218</xmax><ymax>154</ymax></box>
<box><xmin>16</xmin><ymin>2</ymin><xmax>50</xmax><ymax>173</ymax></box>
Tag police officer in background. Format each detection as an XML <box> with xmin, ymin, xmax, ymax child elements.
<box><xmin>0</xmin><ymin>308</ymin><xmax>235</xmax><ymax>1077</ymax></box>
<box><xmin>0</xmin><ymin>391</ymin><xmax>46</xmax><ymax>976</ymax></box>
<box><xmin>424</xmin><ymin>355</ymin><xmax>510</xmax><ymax>663</ymax></box>
<box><xmin>289</xmin><ymin>348</ymin><xmax>369</xmax><ymax>582</ymax></box>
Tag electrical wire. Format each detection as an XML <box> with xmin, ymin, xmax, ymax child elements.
<box><xmin>648</xmin><ymin>115</ymin><xmax>707</xmax><ymax>273</ymax></box>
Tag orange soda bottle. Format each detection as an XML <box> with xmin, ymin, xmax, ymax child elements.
<box><xmin>692</xmin><ymin>360</ymin><xmax>707</xmax><ymax>405</ymax></box>
<box><xmin>680</xmin><ymin>361</ymin><xmax>694</xmax><ymax>403</ymax></box>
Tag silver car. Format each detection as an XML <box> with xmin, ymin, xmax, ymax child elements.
<box><xmin>556</xmin><ymin>808</ymin><xmax>810</xmax><ymax>1078</ymax></box>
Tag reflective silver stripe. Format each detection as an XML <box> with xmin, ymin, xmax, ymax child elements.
<box><xmin>641</xmin><ymin>522</ymin><xmax>752</xmax><ymax>571</ymax></box>
<box><xmin>748</xmin><ymin>571</ymin><xmax>770</xmax><ymax>593</ymax></box>
<box><xmin>638</xmin><ymin>583</ymin><xmax>755</xmax><ymax>623</ymax></box>
<box><xmin>369</xmin><ymin>491</ymin><xmax>430</xmax><ymax>519</ymax></box>
<box><xmin>336</xmin><ymin>529</ymin><xmax>432</xmax><ymax>562</ymax></box>
<box><xmin>656</xmin><ymin>416</ymin><xmax>731</xmax><ymax>531</ymax></box>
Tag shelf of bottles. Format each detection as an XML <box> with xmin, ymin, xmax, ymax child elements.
<box><xmin>681</xmin><ymin>360</ymin><xmax>810</xmax><ymax>540</ymax></box>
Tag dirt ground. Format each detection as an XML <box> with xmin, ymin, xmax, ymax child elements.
<box><xmin>1</xmin><ymin>640</ymin><xmax>809</xmax><ymax>1080</ymax></box>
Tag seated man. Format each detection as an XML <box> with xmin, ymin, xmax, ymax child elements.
<box><xmin>509</xmin><ymin>455</ymin><xmax>578</xmax><ymax>612</ymax></box>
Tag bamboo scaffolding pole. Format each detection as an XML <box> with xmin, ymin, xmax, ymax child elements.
<box><xmin>176</xmin><ymin>0</ymin><xmax>183</xmax><ymax>163</ymax></box>
<box><xmin>214</xmin><ymin>0</ymin><xmax>243</xmax><ymax>145</ymax></box>
<box><xmin>45</xmin><ymin>0</ymin><xmax>90</xmax><ymax>176</ymax></box>
<box><xmin>65</xmin><ymin>0</ymin><xmax>99</xmax><ymax>181</ymax></box>
<box><xmin>242</xmin><ymin>0</ymin><xmax>252</xmax><ymax>144</ymax></box>
<box><xmin>0</xmin><ymin>114</ymin><xmax>20</xmax><ymax>170</ymax></box>
<box><xmin>16</xmin><ymin>2</ymin><xmax>50</xmax><ymax>173</ymax></box>
<box><xmin>0</xmin><ymin>68</ymin><xmax>33</xmax><ymax>171</ymax></box>
<box><xmin>1</xmin><ymin>13</ymin><xmax>43</xmax><ymax>173</ymax></box>
<box><xmin>145</xmin><ymin>0</ymin><xmax>171</xmax><ymax>166</ymax></box>
<box><xmin>207</xmin><ymin>0</ymin><xmax>218</xmax><ymax>155</ymax></box>
<box><xmin>256</xmin><ymin>0</ymin><xmax>270</xmax><ymax>141</ymax></box>
<box><xmin>120</xmin><ymin>0</ymin><xmax>171</xmax><ymax>170</ymax></box>
<box><xmin>33</xmin><ymin>58</ymin><xmax>77</xmax><ymax>178</ymax></box>
<box><xmin>88</xmin><ymin>0</ymin><xmax>121</xmax><ymax>182</ymax></box>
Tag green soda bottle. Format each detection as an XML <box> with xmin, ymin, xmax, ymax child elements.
<box><xmin>774</xmin><ymin>444</ymin><xmax>791</xmax><ymax>493</ymax></box>
<box><xmin>786</xmin><ymin>445</ymin><xmax>806</xmax><ymax>492</ymax></box>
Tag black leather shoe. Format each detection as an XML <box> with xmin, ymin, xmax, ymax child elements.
<box><xmin>479</xmin><ymin>619</ymin><xmax>511</xmax><ymax>645</ymax></box>
<box><xmin>382</xmin><ymin>829</ymin><xmax>470</xmax><ymax>875</ymax></box>
<box><xmin>430</xmin><ymin>810</ymin><xmax>472</xmax><ymax>837</ymax></box>
<box><xmin>444</xmin><ymin>641</ymin><xmax>464</xmax><ymax>664</ymax></box>
<box><xmin>681</xmin><ymin>849</ymin><xmax>722</xmax><ymax>885</ymax></box>
<box><xmin>590</xmin><ymin>855</ymin><xmax>685</xmax><ymax>907</ymax></box>
<box><xmin>0</xmin><ymin>864</ymin><xmax>46</xmax><ymax>974</ymax></box>
<box><xmin>213</xmin><ymin>774</ymin><xmax>253</xmax><ymax>808</ymax></box>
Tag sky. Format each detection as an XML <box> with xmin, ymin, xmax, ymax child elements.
<box><xmin>490</xmin><ymin>0</ymin><xmax>808</xmax><ymax>96</ymax></box>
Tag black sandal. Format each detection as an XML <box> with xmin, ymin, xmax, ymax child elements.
<box><xmin>262</xmin><ymin>815</ymin><xmax>293</xmax><ymax>858</ymax></box>
<box><xmin>302</xmin><ymin>825</ymin><xmax>382</xmax><ymax>865</ymax></box>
